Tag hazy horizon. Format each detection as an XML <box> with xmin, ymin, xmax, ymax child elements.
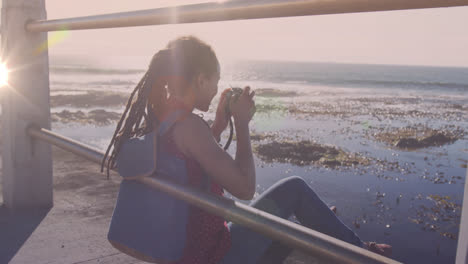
<box><xmin>50</xmin><ymin>53</ymin><xmax>468</xmax><ymax>70</ymax></box>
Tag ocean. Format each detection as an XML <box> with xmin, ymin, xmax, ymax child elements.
<box><xmin>49</xmin><ymin>59</ymin><xmax>468</xmax><ymax>263</ymax></box>
<box><xmin>50</xmin><ymin>59</ymin><xmax>468</xmax><ymax>96</ymax></box>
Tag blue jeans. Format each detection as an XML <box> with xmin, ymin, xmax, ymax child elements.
<box><xmin>219</xmin><ymin>176</ymin><xmax>363</xmax><ymax>264</ymax></box>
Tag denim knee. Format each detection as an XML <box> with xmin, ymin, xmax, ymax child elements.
<box><xmin>276</xmin><ymin>176</ymin><xmax>309</xmax><ymax>193</ymax></box>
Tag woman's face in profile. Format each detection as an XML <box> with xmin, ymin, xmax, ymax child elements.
<box><xmin>195</xmin><ymin>67</ymin><xmax>220</xmax><ymax>112</ymax></box>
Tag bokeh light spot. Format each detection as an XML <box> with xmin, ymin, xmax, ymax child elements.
<box><xmin>0</xmin><ymin>63</ymin><xmax>9</xmax><ymax>86</ymax></box>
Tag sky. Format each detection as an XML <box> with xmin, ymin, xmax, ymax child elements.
<box><xmin>8</xmin><ymin>1</ymin><xmax>468</xmax><ymax>67</ymax></box>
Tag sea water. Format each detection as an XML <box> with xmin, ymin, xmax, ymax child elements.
<box><xmin>50</xmin><ymin>58</ymin><xmax>468</xmax><ymax>263</ymax></box>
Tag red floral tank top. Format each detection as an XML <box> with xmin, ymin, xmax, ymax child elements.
<box><xmin>161</xmin><ymin>107</ymin><xmax>231</xmax><ymax>264</ymax></box>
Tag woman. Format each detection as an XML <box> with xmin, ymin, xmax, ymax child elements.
<box><xmin>103</xmin><ymin>36</ymin><xmax>391</xmax><ymax>264</ymax></box>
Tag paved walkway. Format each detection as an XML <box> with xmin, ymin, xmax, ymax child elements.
<box><xmin>0</xmin><ymin>147</ymin><xmax>318</xmax><ymax>264</ymax></box>
<box><xmin>1</xmin><ymin>148</ymin><xmax>146</xmax><ymax>264</ymax></box>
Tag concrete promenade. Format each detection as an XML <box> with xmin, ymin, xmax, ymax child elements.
<box><xmin>0</xmin><ymin>147</ymin><xmax>316</xmax><ymax>264</ymax></box>
<box><xmin>0</xmin><ymin>147</ymin><xmax>146</xmax><ymax>264</ymax></box>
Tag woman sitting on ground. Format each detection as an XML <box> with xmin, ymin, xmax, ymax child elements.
<box><xmin>103</xmin><ymin>35</ymin><xmax>391</xmax><ymax>264</ymax></box>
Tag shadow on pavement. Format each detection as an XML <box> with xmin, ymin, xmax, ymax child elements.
<box><xmin>0</xmin><ymin>204</ymin><xmax>50</xmax><ymax>264</ymax></box>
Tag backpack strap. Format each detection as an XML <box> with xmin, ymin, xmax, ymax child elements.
<box><xmin>157</xmin><ymin>110</ymin><xmax>187</xmax><ymax>136</ymax></box>
<box><xmin>156</xmin><ymin>110</ymin><xmax>211</xmax><ymax>191</ymax></box>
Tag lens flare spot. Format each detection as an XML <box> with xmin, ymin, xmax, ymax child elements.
<box><xmin>35</xmin><ymin>29</ymin><xmax>70</xmax><ymax>55</ymax></box>
<box><xmin>0</xmin><ymin>63</ymin><xmax>9</xmax><ymax>86</ymax></box>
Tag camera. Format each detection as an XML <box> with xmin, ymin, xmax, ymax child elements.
<box><xmin>224</xmin><ymin>87</ymin><xmax>244</xmax><ymax>116</ymax></box>
<box><xmin>221</xmin><ymin>87</ymin><xmax>256</xmax><ymax>150</ymax></box>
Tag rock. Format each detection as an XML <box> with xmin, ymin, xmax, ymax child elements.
<box><xmin>420</xmin><ymin>132</ymin><xmax>454</xmax><ymax>146</ymax></box>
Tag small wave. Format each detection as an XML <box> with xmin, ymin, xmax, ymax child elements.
<box><xmin>50</xmin><ymin>66</ymin><xmax>145</xmax><ymax>75</ymax></box>
<box><xmin>255</xmin><ymin>88</ymin><xmax>298</xmax><ymax>97</ymax></box>
<box><xmin>52</xmin><ymin>109</ymin><xmax>121</xmax><ymax>125</ymax></box>
<box><xmin>51</xmin><ymin>91</ymin><xmax>88</xmax><ymax>96</ymax></box>
<box><xmin>284</xmin><ymin>80</ymin><xmax>308</xmax><ymax>85</ymax></box>
<box><xmin>51</xmin><ymin>91</ymin><xmax>129</xmax><ymax>108</ymax></box>
<box><xmin>282</xmin><ymin>78</ymin><xmax>468</xmax><ymax>91</ymax></box>
<box><xmin>51</xmin><ymin>80</ymin><xmax>136</xmax><ymax>86</ymax></box>
<box><xmin>89</xmin><ymin>80</ymin><xmax>136</xmax><ymax>86</ymax></box>
<box><xmin>343</xmin><ymin>79</ymin><xmax>468</xmax><ymax>90</ymax></box>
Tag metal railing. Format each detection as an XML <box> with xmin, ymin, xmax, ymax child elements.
<box><xmin>27</xmin><ymin>126</ymin><xmax>400</xmax><ymax>264</ymax></box>
<box><xmin>26</xmin><ymin>0</ymin><xmax>468</xmax><ymax>32</ymax></box>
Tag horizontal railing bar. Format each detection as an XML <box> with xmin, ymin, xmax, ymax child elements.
<box><xmin>29</xmin><ymin>127</ymin><xmax>104</xmax><ymax>164</ymax></box>
<box><xmin>27</xmin><ymin>126</ymin><xmax>400</xmax><ymax>264</ymax></box>
<box><xmin>27</xmin><ymin>0</ymin><xmax>468</xmax><ymax>32</ymax></box>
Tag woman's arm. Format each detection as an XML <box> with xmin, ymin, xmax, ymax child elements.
<box><xmin>176</xmin><ymin>116</ymin><xmax>255</xmax><ymax>200</ymax></box>
<box><xmin>232</xmin><ymin>118</ymin><xmax>255</xmax><ymax>199</ymax></box>
<box><xmin>230</xmin><ymin>87</ymin><xmax>256</xmax><ymax>198</ymax></box>
<box><xmin>211</xmin><ymin>121</ymin><xmax>224</xmax><ymax>143</ymax></box>
<box><xmin>176</xmin><ymin>87</ymin><xmax>256</xmax><ymax>200</ymax></box>
<box><xmin>211</xmin><ymin>88</ymin><xmax>231</xmax><ymax>143</ymax></box>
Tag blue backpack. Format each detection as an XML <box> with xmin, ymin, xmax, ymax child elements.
<box><xmin>108</xmin><ymin>111</ymin><xmax>209</xmax><ymax>263</ymax></box>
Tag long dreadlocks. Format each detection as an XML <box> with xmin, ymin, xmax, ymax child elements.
<box><xmin>101</xmin><ymin>36</ymin><xmax>219</xmax><ymax>178</ymax></box>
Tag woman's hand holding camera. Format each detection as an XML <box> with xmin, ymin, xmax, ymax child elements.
<box><xmin>212</xmin><ymin>88</ymin><xmax>231</xmax><ymax>142</ymax></box>
<box><xmin>212</xmin><ymin>86</ymin><xmax>255</xmax><ymax>142</ymax></box>
<box><xmin>230</xmin><ymin>86</ymin><xmax>255</xmax><ymax>127</ymax></box>
<box><xmin>211</xmin><ymin>87</ymin><xmax>256</xmax><ymax>199</ymax></box>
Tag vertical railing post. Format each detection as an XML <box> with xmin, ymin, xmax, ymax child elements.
<box><xmin>456</xmin><ymin>168</ymin><xmax>468</xmax><ymax>264</ymax></box>
<box><xmin>1</xmin><ymin>0</ymin><xmax>52</xmax><ymax>208</ymax></box>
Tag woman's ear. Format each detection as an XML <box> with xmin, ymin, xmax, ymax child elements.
<box><xmin>196</xmin><ymin>72</ymin><xmax>206</xmax><ymax>90</ymax></box>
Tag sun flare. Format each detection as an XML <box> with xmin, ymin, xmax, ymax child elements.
<box><xmin>0</xmin><ymin>63</ymin><xmax>9</xmax><ymax>86</ymax></box>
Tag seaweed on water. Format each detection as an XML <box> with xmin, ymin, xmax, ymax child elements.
<box><xmin>254</xmin><ymin>88</ymin><xmax>298</xmax><ymax>98</ymax></box>
<box><xmin>409</xmin><ymin>194</ymin><xmax>461</xmax><ymax>240</ymax></box>
<box><xmin>250</xmin><ymin>133</ymin><xmax>276</xmax><ymax>141</ymax></box>
<box><xmin>52</xmin><ymin>109</ymin><xmax>120</xmax><ymax>125</ymax></box>
<box><xmin>51</xmin><ymin>91</ymin><xmax>128</xmax><ymax>108</ymax></box>
<box><xmin>254</xmin><ymin>140</ymin><xmax>370</xmax><ymax>167</ymax></box>
<box><xmin>371</xmin><ymin>125</ymin><xmax>464</xmax><ymax>149</ymax></box>
<box><xmin>255</xmin><ymin>100</ymin><xmax>288</xmax><ymax>114</ymax></box>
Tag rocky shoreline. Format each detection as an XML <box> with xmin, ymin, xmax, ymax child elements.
<box><xmin>6</xmin><ymin>86</ymin><xmax>464</xmax><ymax>263</ymax></box>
